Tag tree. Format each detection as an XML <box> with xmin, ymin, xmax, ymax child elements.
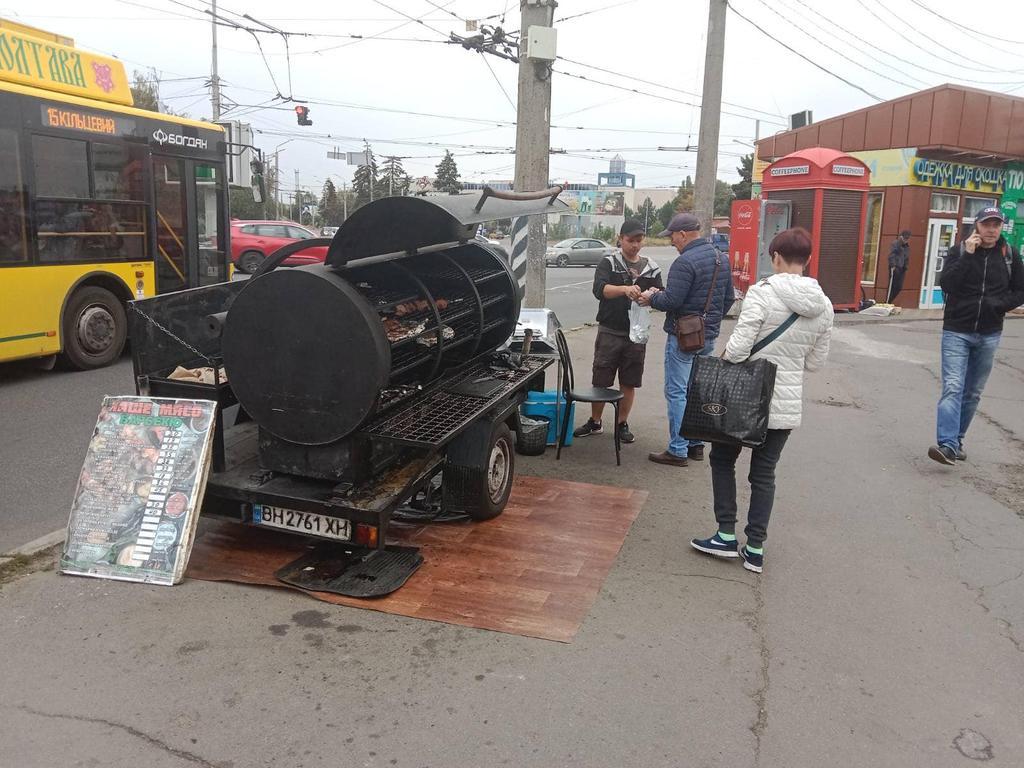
<box><xmin>352</xmin><ymin>142</ymin><xmax>378</xmax><ymax>209</ymax></box>
<box><xmin>672</xmin><ymin>176</ymin><xmax>695</xmax><ymax>212</ymax></box>
<box><xmin>714</xmin><ymin>179</ymin><xmax>735</xmax><ymax>217</ymax></box>
<box><xmin>623</xmin><ymin>203</ymin><xmax>635</xmax><ymax>221</ymax></box>
<box><xmin>435</xmin><ymin>150</ymin><xmax>462</xmax><ymax>194</ymax></box>
<box><xmin>228</xmin><ymin>185</ymin><xmax>265</xmax><ymax>220</ymax></box>
<box><xmin>657</xmin><ymin>200</ymin><xmax>676</xmax><ymax>232</ymax></box>
<box><xmin>636</xmin><ymin>197</ymin><xmax>658</xmax><ymax>234</ymax></box>
<box><xmin>130</xmin><ymin>69</ymin><xmax>159</xmax><ymax>111</ymax></box>
<box><xmin>378</xmin><ymin>156</ymin><xmax>411</xmax><ymax>197</ymax></box>
<box><xmin>317</xmin><ymin>179</ymin><xmax>346</xmax><ymax>227</ymax></box>
<box><xmin>732</xmin><ymin>153</ymin><xmax>753</xmax><ymax>201</ymax></box>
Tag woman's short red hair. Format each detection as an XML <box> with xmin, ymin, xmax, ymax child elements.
<box><xmin>768</xmin><ymin>227</ymin><xmax>813</xmax><ymax>265</ymax></box>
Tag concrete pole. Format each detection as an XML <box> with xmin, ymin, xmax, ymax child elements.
<box><xmin>693</xmin><ymin>0</ymin><xmax>727</xmax><ymax>237</ymax></box>
<box><xmin>513</xmin><ymin>0</ymin><xmax>557</xmax><ymax>308</ymax></box>
<box><xmin>294</xmin><ymin>168</ymin><xmax>300</xmax><ymax>221</ymax></box>
<box><xmin>210</xmin><ymin>0</ymin><xmax>222</xmax><ymax>121</ymax></box>
<box><xmin>273</xmin><ymin>150</ymin><xmax>281</xmax><ymax>218</ymax></box>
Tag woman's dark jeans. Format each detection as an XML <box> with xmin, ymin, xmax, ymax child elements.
<box><xmin>709</xmin><ymin>429</ymin><xmax>791</xmax><ymax>548</ymax></box>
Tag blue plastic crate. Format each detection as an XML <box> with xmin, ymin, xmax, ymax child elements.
<box><xmin>521</xmin><ymin>390</ymin><xmax>576</xmax><ymax>446</ymax></box>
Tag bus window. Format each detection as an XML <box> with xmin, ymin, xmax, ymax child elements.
<box><xmin>32</xmin><ymin>135</ymin><xmax>89</xmax><ymax>198</ymax></box>
<box><xmin>0</xmin><ymin>128</ymin><xmax>28</xmax><ymax>263</ymax></box>
<box><xmin>92</xmin><ymin>142</ymin><xmax>146</xmax><ymax>201</ymax></box>
<box><xmin>36</xmin><ymin>200</ymin><xmax>146</xmax><ymax>263</ymax></box>
<box><xmin>153</xmin><ymin>156</ymin><xmax>187</xmax><ymax>293</ymax></box>
<box><xmin>195</xmin><ymin>162</ymin><xmax>227</xmax><ymax>285</ymax></box>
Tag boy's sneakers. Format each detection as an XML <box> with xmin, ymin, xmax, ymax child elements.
<box><xmin>687</xmin><ymin>445</ymin><xmax>705</xmax><ymax>461</ymax></box>
<box><xmin>617</xmin><ymin>422</ymin><xmax>635</xmax><ymax>444</ymax></box>
<box><xmin>928</xmin><ymin>444</ymin><xmax>957</xmax><ymax>465</ymax></box>
<box><xmin>740</xmin><ymin>546</ymin><xmax>764</xmax><ymax>573</ymax></box>
<box><xmin>690</xmin><ymin>533</ymin><xmax>739</xmax><ymax>558</ymax></box>
<box><xmin>573</xmin><ymin>418</ymin><xmax>603</xmax><ymax>438</ymax></box>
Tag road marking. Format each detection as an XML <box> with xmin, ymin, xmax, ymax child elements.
<box><xmin>3</xmin><ymin>528</ymin><xmax>65</xmax><ymax>559</ymax></box>
<box><xmin>546</xmin><ymin>279</ymin><xmax>592</xmax><ymax>292</ymax></box>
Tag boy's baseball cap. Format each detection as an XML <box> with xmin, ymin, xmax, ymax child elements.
<box><xmin>976</xmin><ymin>207</ymin><xmax>1005</xmax><ymax>223</ymax></box>
<box><xmin>620</xmin><ymin>218</ymin><xmax>646</xmax><ymax>236</ymax></box>
<box><xmin>657</xmin><ymin>212</ymin><xmax>701</xmax><ymax>237</ymax></box>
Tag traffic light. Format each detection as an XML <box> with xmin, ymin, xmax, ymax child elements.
<box><xmin>295</xmin><ymin>105</ymin><xmax>312</xmax><ymax>126</ymax></box>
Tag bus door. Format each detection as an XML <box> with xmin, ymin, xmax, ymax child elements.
<box><xmin>152</xmin><ymin>155</ymin><xmax>227</xmax><ymax>293</ymax></box>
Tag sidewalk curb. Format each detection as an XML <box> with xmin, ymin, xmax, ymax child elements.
<box><xmin>1</xmin><ymin>529</ymin><xmax>65</xmax><ymax>560</ymax></box>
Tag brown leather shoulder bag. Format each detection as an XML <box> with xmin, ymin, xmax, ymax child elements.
<box><xmin>674</xmin><ymin>254</ymin><xmax>722</xmax><ymax>352</ymax></box>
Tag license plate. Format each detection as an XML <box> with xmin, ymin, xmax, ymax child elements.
<box><xmin>253</xmin><ymin>504</ymin><xmax>351</xmax><ymax>541</ymax></box>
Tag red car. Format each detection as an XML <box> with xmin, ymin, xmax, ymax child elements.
<box><xmin>230</xmin><ymin>220</ymin><xmax>330</xmax><ymax>274</ymax></box>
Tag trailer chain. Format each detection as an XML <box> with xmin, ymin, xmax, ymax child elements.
<box><xmin>130</xmin><ymin>304</ymin><xmax>216</xmax><ymax>367</ymax></box>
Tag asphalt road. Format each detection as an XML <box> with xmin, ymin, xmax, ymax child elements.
<box><xmin>2</xmin><ymin>318</ymin><xmax>1024</xmax><ymax>766</ymax></box>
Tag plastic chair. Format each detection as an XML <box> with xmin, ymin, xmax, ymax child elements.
<box><xmin>554</xmin><ymin>328</ymin><xmax>624</xmax><ymax>466</ymax></box>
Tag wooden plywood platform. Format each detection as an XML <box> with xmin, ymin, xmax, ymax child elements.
<box><xmin>187</xmin><ymin>476</ymin><xmax>646</xmax><ymax>642</ymax></box>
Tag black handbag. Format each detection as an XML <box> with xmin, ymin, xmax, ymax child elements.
<box><xmin>680</xmin><ymin>313</ymin><xmax>800</xmax><ymax>448</ymax></box>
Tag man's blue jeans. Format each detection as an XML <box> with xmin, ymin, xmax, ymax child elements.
<box><xmin>665</xmin><ymin>333</ymin><xmax>716</xmax><ymax>457</ymax></box>
<box><xmin>936</xmin><ymin>330</ymin><xmax>1001</xmax><ymax>451</ymax></box>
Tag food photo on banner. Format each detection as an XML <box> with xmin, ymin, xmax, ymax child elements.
<box><xmin>60</xmin><ymin>396</ymin><xmax>216</xmax><ymax>586</ymax></box>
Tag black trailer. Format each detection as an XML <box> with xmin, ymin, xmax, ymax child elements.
<box><xmin>128</xmin><ymin>189</ymin><xmax>567</xmax><ymax>595</ymax></box>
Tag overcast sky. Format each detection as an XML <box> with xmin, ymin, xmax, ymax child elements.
<box><xmin>8</xmin><ymin>0</ymin><xmax>1024</xmax><ymax>197</ymax></box>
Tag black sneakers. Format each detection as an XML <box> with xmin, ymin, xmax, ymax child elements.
<box><xmin>687</xmin><ymin>445</ymin><xmax>705</xmax><ymax>461</ymax></box>
<box><xmin>690</xmin><ymin>533</ymin><xmax>739</xmax><ymax>558</ymax></box>
<box><xmin>617</xmin><ymin>422</ymin><xmax>635</xmax><ymax>444</ymax></box>
<box><xmin>573</xmin><ymin>418</ymin><xmax>603</xmax><ymax>438</ymax></box>
<box><xmin>928</xmin><ymin>445</ymin><xmax>957</xmax><ymax>466</ymax></box>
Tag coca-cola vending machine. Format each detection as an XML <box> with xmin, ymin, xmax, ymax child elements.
<box><xmin>729</xmin><ymin>199</ymin><xmax>792</xmax><ymax>299</ymax></box>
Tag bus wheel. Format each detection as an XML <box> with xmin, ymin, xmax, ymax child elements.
<box><xmin>60</xmin><ymin>286</ymin><xmax>127</xmax><ymax>370</ymax></box>
<box><xmin>239</xmin><ymin>250</ymin><xmax>265</xmax><ymax>274</ymax></box>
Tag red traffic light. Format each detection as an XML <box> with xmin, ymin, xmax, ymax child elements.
<box><xmin>295</xmin><ymin>105</ymin><xmax>312</xmax><ymax>126</ymax></box>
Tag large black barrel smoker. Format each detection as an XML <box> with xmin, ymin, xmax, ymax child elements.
<box><xmin>129</xmin><ymin>189</ymin><xmax>566</xmax><ymax>595</ymax></box>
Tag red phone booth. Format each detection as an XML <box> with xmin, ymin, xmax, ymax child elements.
<box><xmin>761</xmin><ymin>147</ymin><xmax>870</xmax><ymax>310</ymax></box>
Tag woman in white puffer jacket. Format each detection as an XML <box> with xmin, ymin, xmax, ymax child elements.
<box><xmin>690</xmin><ymin>228</ymin><xmax>834</xmax><ymax>573</ymax></box>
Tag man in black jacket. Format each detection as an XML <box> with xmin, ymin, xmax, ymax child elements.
<box><xmin>887</xmin><ymin>229</ymin><xmax>911</xmax><ymax>304</ymax></box>
<box><xmin>929</xmin><ymin>207</ymin><xmax>1024</xmax><ymax>465</ymax></box>
<box><xmin>573</xmin><ymin>219</ymin><xmax>663</xmax><ymax>444</ymax></box>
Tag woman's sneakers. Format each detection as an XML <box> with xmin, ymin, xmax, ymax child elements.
<box><xmin>739</xmin><ymin>546</ymin><xmax>764</xmax><ymax>573</ymax></box>
<box><xmin>691</xmin><ymin>533</ymin><xmax>765</xmax><ymax>573</ymax></box>
<box><xmin>690</xmin><ymin>532</ymin><xmax>739</xmax><ymax>558</ymax></box>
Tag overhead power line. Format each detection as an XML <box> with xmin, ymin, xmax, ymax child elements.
<box><xmin>904</xmin><ymin>0</ymin><xmax>1024</xmax><ymax>51</ymax></box>
<box><xmin>747</xmin><ymin>0</ymin><xmax>920</xmax><ymax>91</ymax></box>
<box><xmin>726</xmin><ymin>2</ymin><xmax>883</xmax><ymax>101</ymax></box>
<box><xmin>785</xmin><ymin>0</ymin><xmax>1024</xmax><ymax>87</ymax></box>
<box><xmin>852</xmin><ymin>0</ymin><xmax>1023</xmax><ymax>75</ymax></box>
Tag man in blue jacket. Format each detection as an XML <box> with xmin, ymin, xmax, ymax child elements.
<box><xmin>645</xmin><ymin>212</ymin><xmax>734</xmax><ymax>467</ymax></box>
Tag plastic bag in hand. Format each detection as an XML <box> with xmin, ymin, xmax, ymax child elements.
<box><xmin>628</xmin><ymin>302</ymin><xmax>652</xmax><ymax>344</ymax></box>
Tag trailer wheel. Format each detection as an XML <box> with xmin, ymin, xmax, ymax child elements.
<box><xmin>443</xmin><ymin>422</ymin><xmax>515</xmax><ymax>521</ymax></box>
<box><xmin>60</xmin><ymin>286</ymin><xmax>127</xmax><ymax>370</ymax></box>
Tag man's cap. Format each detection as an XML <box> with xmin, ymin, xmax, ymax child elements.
<box><xmin>619</xmin><ymin>218</ymin><xmax>646</xmax><ymax>236</ymax></box>
<box><xmin>900</xmin><ymin>229</ymin><xmax>912</xmax><ymax>238</ymax></box>
<box><xmin>657</xmin><ymin>212</ymin><xmax>701</xmax><ymax>237</ymax></box>
<box><xmin>975</xmin><ymin>206</ymin><xmax>1005</xmax><ymax>224</ymax></box>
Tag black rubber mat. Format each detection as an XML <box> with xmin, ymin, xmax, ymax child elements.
<box><xmin>275</xmin><ymin>544</ymin><xmax>423</xmax><ymax>598</ymax></box>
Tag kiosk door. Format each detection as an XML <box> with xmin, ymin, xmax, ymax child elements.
<box><xmin>921</xmin><ymin>218</ymin><xmax>956</xmax><ymax>309</ymax></box>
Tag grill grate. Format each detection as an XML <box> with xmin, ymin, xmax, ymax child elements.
<box><xmin>361</xmin><ymin>357</ymin><xmax>549</xmax><ymax>447</ymax></box>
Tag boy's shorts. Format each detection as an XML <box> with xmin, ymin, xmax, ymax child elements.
<box><xmin>592</xmin><ymin>329</ymin><xmax>647</xmax><ymax>388</ymax></box>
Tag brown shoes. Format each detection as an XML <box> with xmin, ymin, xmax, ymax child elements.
<box><xmin>648</xmin><ymin>450</ymin><xmax>689</xmax><ymax>467</ymax></box>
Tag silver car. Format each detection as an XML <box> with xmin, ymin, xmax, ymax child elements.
<box><xmin>545</xmin><ymin>238</ymin><xmax>616</xmax><ymax>267</ymax></box>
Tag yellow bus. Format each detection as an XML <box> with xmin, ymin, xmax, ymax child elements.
<box><xmin>0</xmin><ymin>20</ymin><xmax>230</xmax><ymax>369</ymax></box>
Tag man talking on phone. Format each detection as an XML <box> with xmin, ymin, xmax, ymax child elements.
<box><xmin>929</xmin><ymin>207</ymin><xmax>1024</xmax><ymax>465</ymax></box>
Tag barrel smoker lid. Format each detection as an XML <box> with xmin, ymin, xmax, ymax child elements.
<box><xmin>221</xmin><ymin>266</ymin><xmax>391</xmax><ymax>446</ymax></box>
<box><xmin>327</xmin><ymin>193</ymin><xmax>569</xmax><ymax>267</ymax></box>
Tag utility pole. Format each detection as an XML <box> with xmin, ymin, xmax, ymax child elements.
<box><xmin>693</xmin><ymin>0</ymin><xmax>726</xmax><ymax>237</ymax></box>
<box><xmin>273</xmin><ymin>150</ymin><xmax>281</xmax><ymax>218</ymax></box>
<box><xmin>294</xmin><ymin>168</ymin><xmax>301</xmax><ymax>222</ymax></box>
<box><xmin>210</xmin><ymin>0</ymin><xmax>222</xmax><ymax>120</ymax></box>
<box><xmin>512</xmin><ymin>0</ymin><xmax>557</xmax><ymax>307</ymax></box>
